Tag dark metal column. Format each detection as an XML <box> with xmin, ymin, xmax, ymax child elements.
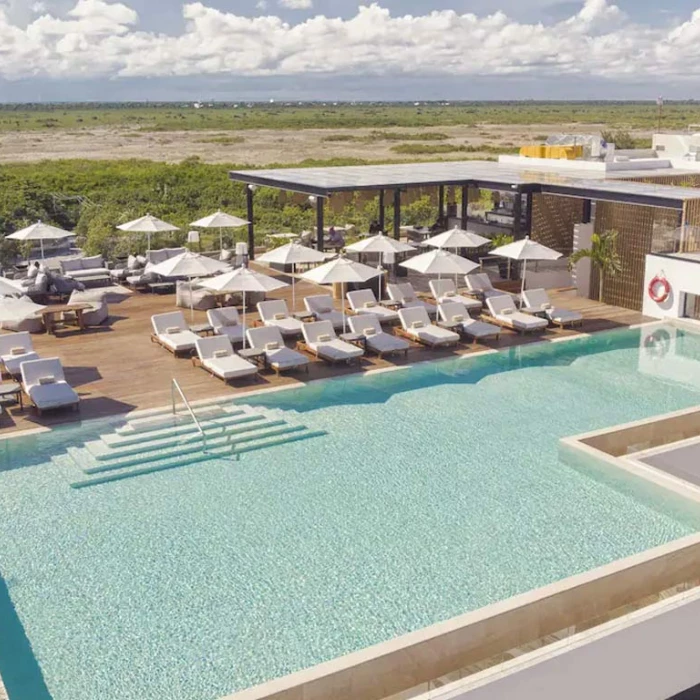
<box><xmin>316</xmin><ymin>196</ymin><xmax>324</xmax><ymax>252</ymax></box>
<box><xmin>461</xmin><ymin>185</ymin><xmax>469</xmax><ymax>228</ymax></box>
<box><xmin>438</xmin><ymin>185</ymin><xmax>445</xmax><ymax>220</ymax></box>
<box><xmin>582</xmin><ymin>199</ymin><xmax>592</xmax><ymax>224</ymax></box>
<box><xmin>393</xmin><ymin>189</ymin><xmax>401</xmax><ymax>240</ymax></box>
<box><xmin>379</xmin><ymin>189</ymin><xmax>386</xmax><ymax>232</ymax></box>
<box><xmin>524</xmin><ymin>192</ymin><xmax>534</xmax><ymax>238</ymax></box>
<box><xmin>512</xmin><ymin>188</ymin><xmax>523</xmax><ymax>239</ymax></box>
<box><xmin>246</xmin><ymin>185</ymin><xmax>255</xmax><ymax>261</ymax></box>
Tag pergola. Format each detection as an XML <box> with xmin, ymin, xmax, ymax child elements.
<box><xmin>229</xmin><ymin>160</ymin><xmax>700</xmax><ymax>258</ymax></box>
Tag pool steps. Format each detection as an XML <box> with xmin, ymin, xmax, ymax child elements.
<box><xmin>69</xmin><ymin>404</ymin><xmax>324</xmax><ymax>489</ymax></box>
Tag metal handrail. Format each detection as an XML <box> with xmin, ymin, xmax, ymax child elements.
<box><xmin>171</xmin><ymin>379</ymin><xmax>208</xmax><ymax>454</ymax></box>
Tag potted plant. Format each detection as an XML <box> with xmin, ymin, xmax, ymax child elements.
<box><xmin>491</xmin><ymin>233</ymin><xmax>514</xmax><ymax>279</ymax></box>
<box><xmin>568</xmin><ymin>229</ymin><xmax>622</xmax><ymax>302</ymax></box>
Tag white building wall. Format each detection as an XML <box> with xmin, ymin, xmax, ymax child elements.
<box><xmin>572</xmin><ymin>223</ymin><xmax>594</xmax><ymax>298</ymax></box>
<box><xmin>642</xmin><ymin>254</ymin><xmax>700</xmax><ymax>319</ymax></box>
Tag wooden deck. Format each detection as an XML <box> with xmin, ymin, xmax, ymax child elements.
<box><xmin>0</xmin><ymin>270</ymin><xmax>650</xmax><ymax>436</ymax></box>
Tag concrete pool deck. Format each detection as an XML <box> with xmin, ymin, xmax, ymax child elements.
<box><xmin>0</xmin><ymin>273</ymin><xmax>650</xmax><ymax>436</ymax></box>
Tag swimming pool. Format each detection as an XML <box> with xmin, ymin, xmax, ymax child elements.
<box><xmin>2</xmin><ymin>326</ymin><xmax>700</xmax><ymax>700</ymax></box>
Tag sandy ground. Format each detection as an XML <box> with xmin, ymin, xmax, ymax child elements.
<box><xmin>0</xmin><ymin>123</ymin><xmax>650</xmax><ymax>166</ymax></box>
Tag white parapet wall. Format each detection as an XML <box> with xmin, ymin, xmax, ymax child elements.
<box><xmin>643</xmin><ymin>253</ymin><xmax>700</xmax><ymax>319</ymax></box>
<box><xmin>411</xmin><ymin>585</ymin><xmax>700</xmax><ymax>700</ymax></box>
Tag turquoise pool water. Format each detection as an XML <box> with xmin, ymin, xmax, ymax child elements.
<box><xmin>2</xmin><ymin>327</ymin><xmax>700</xmax><ymax>700</ymax></box>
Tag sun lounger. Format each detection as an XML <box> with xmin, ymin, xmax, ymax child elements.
<box><xmin>397</xmin><ymin>306</ymin><xmax>459</xmax><ymax>348</ymax></box>
<box><xmin>465</xmin><ymin>272</ymin><xmax>518</xmax><ymax>301</ymax></box>
<box><xmin>438</xmin><ymin>302</ymin><xmax>501</xmax><ymax>343</ymax></box>
<box><xmin>151</xmin><ymin>311</ymin><xmax>200</xmax><ymax>356</ymax></box>
<box><xmin>429</xmin><ymin>279</ymin><xmax>482</xmax><ymax>313</ymax></box>
<box><xmin>207</xmin><ymin>307</ymin><xmax>245</xmax><ymax>344</ymax></box>
<box><xmin>346</xmin><ymin>289</ymin><xmax>399</xmax><ymax>324</ymax></box>
<box><xmin>257</xmin><ymin>299</ymin><xmax>305</xmax><ymax>338</ymax></box>
<box><xmin>246</xmin><ymin>326</ymin><xmax>309</xmax><ymax>375</ymax></box>
<box><xmin>301</xmin><ymin>320</ymin><xmax>364</xmax><ymax>364</ymax></box>
<box><xmin>485</xmin><ymin>295</ymin><xmax>548</xmax><ymax>334</ymax></box>
<box><xmin>194</xmin><ymin>336</ymin><xmax>258</xmax><ymax>382</ymax></box>
<box><xmin>304</xmin><ymin>295</ymin><xmax>345</xmax><ymax>329</ymax></box>
<box><xmin>20</xmin><ymin>357</ymin><xmax>79</xmax><ymax>415</ymax></box>
<box><xmin>347</xmin><ymin>314</ymin><xmax>409</xmax><ymax>358</ymax></box>
<box><xmin>0</xmin><ymin>331</ymin><xmax>39</xmax><ymax>377</ymax></box>
<box><xmin>387</xmin><ymin>282</ymin><xmax>437</xmax><ymax>317</ymax></box>
<box><xmin>521</xmin><ymin>288</ymin><xmax>584</xmax><ymax>328</ymax></box>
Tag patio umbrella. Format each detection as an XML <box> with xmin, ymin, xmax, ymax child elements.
<box><xmin>6</xmin><ymin>221</ymin><xmax>73</xmax><ymax>259</ymax></box>
<box><xmin>257</xmin><ymin>242</ymin><xmax>329</xmax><ymax>311</ymax></box>
<box><xmin>424</xmin><ymin>226</ymin><xmax>490</xmax><ymax>250</ymax></box>
<box><xmin>301</xmin><ymin>256</ymin><xmax>381</xmax><ymax>332</ymax></box>
<box><xmin>190</xmin><ymin>211</ymin><xmax>250</xmax><ymax>252</ymax></box>
<box><xmin>117</xmin><ymin>214</ymin><xmax>180</xmax><ymax>252</ymax></box>
<box><xmin>0</xmin><ymin>297</ymin><xmax>46</xmax><ymax>324</ymax></box>
<box><xmin>149</xmin><ymin>251</ymin><xmax>229</xmax><ymax>320</ymax></box>
<box><xmin>201</xmin><ymin>267</ymin><xmax>287</xmax><ymax>348</ymax></box>
<box><xmin>400</xmin><ymin>249</ymin><xmax>479</xmax><ymax>290</ymax></box>
<box><xmin>346</xmin><ymin>233</ymin><xmax>415</xmax><ymax>302</ymax></box>
<box><xmin>491</xmin><ymin>237</ymin><xmax>562</xmax><ymax>297</ymax></box>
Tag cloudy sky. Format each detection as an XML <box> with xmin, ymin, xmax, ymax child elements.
<box><xmin>2</xmin><ymin>0</ymin><xmax>700</xmax><ymax>101</ymax></box>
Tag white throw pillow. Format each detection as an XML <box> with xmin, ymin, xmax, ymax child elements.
<box><xmin>410</xmin><ymin>320</ymin><xmax>424</xmax><ymax>329</ymax></box>
<box><xmin>363</xmin><ymin>301</ymin><xmax>376</xmax><ymax>308</ymax></box>
<box><xmin>364</xmin><ymin>327</ymin><xmax>377</xmax><ymax>336</ymax></box>
<box><xmin>501</xmin><ymin>308</ymin><xmax>513</xmax><ymax>316</ymax></box>
<box><xmin>265</xmin><ymin>341</ymin><xmax>280</xmax><ymax>351</ymax></box>
<box><xmin>165</xmin><ymin>326</ymin><xmax>181</xmax><ymax>334</ymax></box>
<box><xmin>404</xmin><ymin>296</ymin><xmax>416</xmax><ymax>303</ymax></box>
<box><xmin>317</xmin><ymin>333</ymin><xmax>332</xmax><ymax>342</ymax></box>
<box><xmin>273</xmin><ymin>313</ymin><xmax>286</xmax><ymax>320</ymax></box>
<box><xmin>452</xmin><ymin>314</ymin><xmax>465</xmax><ymax>323</ymax></box>
<box><xmin>542</xmin><ymin>303</ymin><xmax>553</xmax><ymax>310</ymax></box>
<box><xmin>444</xmin><ymin>291</ymin><xmax>456</xmax><ymax>298</ymax></box>
<box><xmin>10</xmin><ymin>347</ymin><xmax>25</xmax><ymax>356</ymax></box>
<box><xmin>212</xmin><ymin>349</ymin><xmax>228</xmax><ymax>358</ymax></box>
<box><xmin>38</xmin><ymin>376</ymin><xmax>55</xmax><ymax>385</ymax></box>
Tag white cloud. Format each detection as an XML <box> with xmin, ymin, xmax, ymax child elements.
<box><xmin>278</xmin><ymin>0</ymin><xmax>312</xmax><ymax>8</ymax></box>
<box><xmin>2</xmin><ymin>0</ymin><xmax>700</xmax><ymax>84</ymax></box>
<box><xmin>256</xmin><ymin>0</ymin><xmax>267</xmax><ymax>10</ymax></box>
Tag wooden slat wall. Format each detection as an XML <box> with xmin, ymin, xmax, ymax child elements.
<box><xmin>530</xmin><ymin>194</ymin><xmax>583</xmax><ymax>255</ymax></box>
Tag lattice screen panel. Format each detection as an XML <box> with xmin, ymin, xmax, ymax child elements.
<box><xmin>530</xmin><ymin>194</ymin><xmax>583</xmax><ymax>256</ymax></box>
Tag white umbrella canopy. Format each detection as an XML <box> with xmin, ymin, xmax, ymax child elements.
<box><xmin>424</xmin><ymin>226</ymin><xmax>490</xmax><ymax>250</ymax></box>
<box><xmin>301</xmin><ymin>256</ymin><xmax>381</xmax><ymax>332</ymax></box>
<box><xmin>148</xmin><ymin>251</ymin><xmax>229</xmax><ymax>279</ymax></box>
<box><xmin>116</xmin><ymin>214</ymin><xmax>180</xmax><ymax>251</ymax></box>
<box><xmin>201</xmin><ymin>267</ymin><xmax>288</xmax><ymax>348</ymax></box>
<box><xmin>346</xmin><ymin>233</ymin><xmax>415</xmax><ymax>302</ymax></box>
<box><xmin>6</xmin><ymin>221</ymin><xmax>73</xmax><ymax>259</ymax></box>
<box><xmin>190</xmin><ymin>211</ymin><xmax>250</xmax><ymax>252</ymax></box>
<box><xmin>490</xmin><ymin>236</ymin><xmax>562</xmax><ymax>296</ymax></box>
<box><xmin>0</xmin><ymin>297</ymin><xmax>46</xmax><ymax>324</ymax></box>
<box><xmin>257</xmin><ymin>242</ymin><xmax>330</xmax><ymax>311</ymax></box>
<box><xmin>400</xmin><ymin>249</ymin><xmax>479</xmax><ymax>276</ymax></box>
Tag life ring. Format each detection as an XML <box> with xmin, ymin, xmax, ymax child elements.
<box><xmin>648</xmin><ymin>275</ymin><xmax>671</xmax><ymax>304</ymax></box>
<box><xmin>643</xmin><ymin>328</ymin><xmax>671</xmax><ymax>358</ymax></box>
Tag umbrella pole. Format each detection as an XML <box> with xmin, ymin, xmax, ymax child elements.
<box><xmin>292</xmin><ymin>263</ymin><xmax>296</xmax><ymax>311</ymax></box>
<box><xmin>220</xmin><ymin>228</ymin><xmax>223</xmax><ymax>254</ymax></box>
<box><xmin>378</xmin><ymin>253</ymin><xmax>384</xmax><ymax>302</ymax></box>
<box><xmin>520</xmin><ymin>258</ymin><xmax>527</xmax><ymax>301</ymax></box>
<box><xmin>40</xmin><ymin>238</ymin><xmax>44</xmax><ymax>260</ymax></box>
<box><xmin>189</xmin><ymin>275</ymin><xmax>195</xmax><ymax>322</ymax></box>
<box><xmin>242</xmin><ymin>290</ymin><xmax>247</xmax><ymax>350</ymax></box>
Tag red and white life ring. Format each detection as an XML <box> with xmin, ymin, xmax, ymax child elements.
<box><xmin>648</xmin><ymin>275</ymin><xmax>671</xmax><ymax>304</ymax></box>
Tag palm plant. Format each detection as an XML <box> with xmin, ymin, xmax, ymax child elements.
<box><xmin>568</xmin><ymin>229</ymin><xmax>622</xmax><ymax>302</ymax></box>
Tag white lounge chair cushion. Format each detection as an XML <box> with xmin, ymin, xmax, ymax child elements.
<box><xmin>217</xmin><ymin>325</ymin><xmax>245</xmax><ymax>342</ymax></box>
<box><xmin>2</xmin><ymin>350</ymin><xmax>39</xmax><ymax>374</ymax></box>
<box><xmin>222</xmin><ymin>317</ymin><xmax>238</xmax><ymax>327</ymax></box>
<box><xmin>159</xmin><ymin>330</ymin><xmax>199</xmax><ymax>352</ymax></box>
<box><xmin>266</xmin><ymin>316</ymin><xmax>304</xmax><ymax>336</ymax></box>
<box><xmin>318</xmin><ymin>306</ymin><xmax>332</xmax><ymax>313</ymax></box>
<box><xmin>204</xmin><ymin>355</ymin><xmax>257</xmax><ymax>380</ymax></box>
<box><xmin>411</xmin><ymin>326</ymin><xmax>459</xmax><ymax>346</ymax></box>
<box><xmin>267</xmin><ymin>346</ymin><xmax>309</xmax><ymax>370</ymax></box>
<box><xmin>312</xmin><ymin>339</ymin><xmax>363</xmax><ymax>361</ymax></box>
<box><xmin>548</xmin><ymin>308</ymin><xmax>583</xmax><ymax>323</ymax></box>
<box><xmin>28</xmin><ymin>382</ymin><xmax>79</xmax><ymax>410</ymax></box>
<box><xmin>460</xmin><ymin>319</ymin><xmax>501</xmax><ymax>338</ymax></box>
<box><xmin>366</xmin><ymin>332</ymin><xmax>409</xmax><ymax>354</ymax></box>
